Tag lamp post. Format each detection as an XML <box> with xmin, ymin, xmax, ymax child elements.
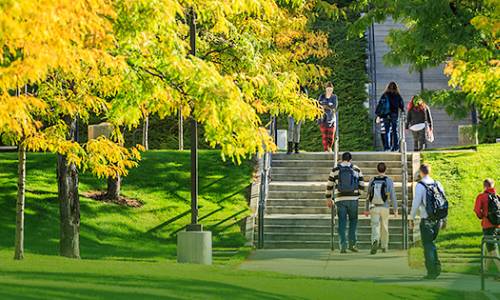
<box><xmin>187</xmin><ymin>7</ymin><xmax>201</xmax><ymax>232</ymax></box>
<box><xmin>177</xmin><ymin>8</ymin><xmax>211</xmax><ymax>265</ymax></box>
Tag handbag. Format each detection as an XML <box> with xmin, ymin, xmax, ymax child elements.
<box><xmin>425</xmin><ymin>125</ymin><xmax>434</xmax><ymax>143</ymax></box>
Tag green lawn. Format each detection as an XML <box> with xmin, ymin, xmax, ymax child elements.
<box><xmin>0</xmin><ymin>150</ymin><xmax>254</xmax><ymax>262</ymax></box>
<box><xmin>410</xmin><ymin>143</ymin><xmax>500</xmax><ymax>273</ymax></box>
<box><xmin>0</xmin><ymin>250</ymin><xmax>491</xmax><ymax>300</ymax></box>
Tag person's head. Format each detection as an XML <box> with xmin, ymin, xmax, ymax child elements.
<box><xmin>384</xmin><ymin>81</ymin><xmax>400</xmax><ymax>96</ymax></box>
<box><xmin>325</xmin><ymin>81</ymin><xmax>334</xmax><ymax>95</ymax></box>
<box><xmin>484</xmin><ymin>178</ymin><xmax>495</xmax><ymax>190</ymax></box>
<box><xmin>419</xmin><ymin>163</ymin><xmax>431</xmax><ymax>178</ymax></box>
<box><xmin>341</xmin><ymin>152</ymin><xmax>352</xmax><ymax>162</ymax></box>
<box><xmin>408</xmin><ymin>95</ymin><xmax>425</xmax><ymax>111</ymax></box>
<box><xmin>377</xmin><ymin>162</ymin><xmax>387</xmax><ymax>174</ymax></box>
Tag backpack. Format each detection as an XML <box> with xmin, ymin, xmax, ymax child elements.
<box><xmin>375</xmin><ymin>95</ymin><xmax>391</xmax><ymax>118</ymax></box>
<box><xmin>419</xmin><ymin>181</ymin><xmax>448</xmax><ymax>221</ymax></box>
<box><xmin>369</xmin><ymin>177</ymin><xmax>388</xmax><ymax>205</ymax></box>
<box><xmin>337</xmin><ymin>165</ymin><xmax>360</xmax><ymax>193</ymax></box>
<box><xmin>487</xmin><ymin>192</ymin><xmax>500</xmax><ymax>225</ymax></box>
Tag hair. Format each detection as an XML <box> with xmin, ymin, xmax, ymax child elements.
<box><xmin>342</xmin><ymin>152</ymin><xmax>352</xmax><ymax>161</ymax></box>
<box><xmin>484</xmin><ymin>178</ymin><xmax>495</xmax><ymax>188</ymax></box>
<box><xmin>325</xmin><ymin>81</ymin><xmax>334</xmax><ymax>88</ymax></box>
<box><xmin>419</xmin><ymin>163</ymin><xmax>431</xmax><ymax>176</ymax></box>
<box><xmin>384</xmin><ymin>81</ymin><xmax>401</xmax><ymax>96</ymax></box>
<box><xmin>377</xmin><ymin>162</ymin><xmax>387</xmax><ymax>173</ymax></box>
<box><xmin>407</xmin><ymin>95</ymin><xmax>426</xmax><ymax>111</ymax></box>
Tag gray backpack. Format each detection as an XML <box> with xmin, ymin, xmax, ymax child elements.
<box><xmin>369</xmin><ymin>177</ymin><xmax>388</xmax><ymax>205</ymax></box>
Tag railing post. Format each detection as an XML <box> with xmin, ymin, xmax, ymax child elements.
<box><xmin>331</xmin><ymin>111</ymin><xmax>339</xmax><ymax>251</ymax></box>
<box><xmin>480</xmin><ymin>238</ymin><xmax>485</xmax><ymax>291</ymax></box>
<box><xmin>400</xmin><ymin>112</ymin><xmax>409</xmax><ymax>250</ymax></box>
<box><xmin>257</xmin><ymin>117</ymin><xmax>276</xmax><ymax>249</ymax></box>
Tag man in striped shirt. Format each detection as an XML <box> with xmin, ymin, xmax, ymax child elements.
<box><xmin>326</xmin><ymin>152</ymin><xmax>366</xmax><ymax>253</ymax></box>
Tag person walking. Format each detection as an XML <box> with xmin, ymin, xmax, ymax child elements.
<box><xmin>326</xmin><ymin>152</ymin><xmax>365</xmax><ymax>253</ymax></box>
<box><xmin>474</xmin><ymin>179</ymin><xmax>500</xmax><ymax>273</ymax></box>
<box><xmin>318</xmin><ymin>82</ymin><xmax>338</xmax><ymax>152</ymax></box>
<box><xmin>406</xmin><ymin>96</ymin><xmax>433</xmax><ymax>151</ymax></box>
<box><xmin>409</xmin><ymin>164</ymin><xmax>448</xmax><ymax>280</ymax></box>
<box><xmin>376</xmin><ymin>82</ymin><xmax>404</xmax><ymax>151</ymax></box>
<box><xmin>287</xmin><ymin>87</ymin><xmax>308</xmax><ymax>154</ymax></box>
<box><xmin>364</xmin><ymin>162</ymin><xmax>398</xmax><ymax>254</ymax></box>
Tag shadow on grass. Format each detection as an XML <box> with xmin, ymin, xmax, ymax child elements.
<box><xmin>0</xmin><ymin>271</ymin><xmax>290</xmax><ymax>300</ymax></box>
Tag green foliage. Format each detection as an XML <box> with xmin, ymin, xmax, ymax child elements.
<box><xmin>0</xmin><ymin>151</ymin><xmax>253</xmax><ymax>259</ymax></box>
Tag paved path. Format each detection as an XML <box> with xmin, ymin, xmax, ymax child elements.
<box><xmin>240</xmin><ymin>249</ymin><xmax>500</xmax><ymax>297</ymax></box>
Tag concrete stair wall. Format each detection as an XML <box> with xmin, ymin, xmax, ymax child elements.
<box><xmin>370</xmin><ymin>19</ymin><xmax>471</xmax><ymax>149</ymax></box>
<box><xmin>258</xmin><ymin>152</ymin><xmax>419</xmax><ymax>250</ymax></box>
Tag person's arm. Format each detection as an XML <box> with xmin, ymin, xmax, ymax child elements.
<box><xmin>426</xmin><ymin>107</ymin><xmax>433</xmax><ymax>130</ymax></box>
<box><xmin>410</xmin><ymin>183</ymin><xmax>424</xmax><ymax>220</ymax></box>
<box><xmin>388</xmin><ymin>178</ymin><xmax>398</xmax><ymax>213</ymax></box>
<box><xmin>399</xmin><ymin>95</ymin><xmax>405</xmax><ymax>112</ymax></box>
<box><xmin>473</xmin><ymin>194</ymin><xmax>483</xmax><ymax>219</ymax></box>
<box><xmin>325</xmin><ymin>167</ymin><xmax>339</xmax><ymax>204</ymax></box>
<box><xmin>366</xmin><ymin>179</ymin><xmax>374</xmax><ymax>211</ymax></box>
<box><xmin>355</xmin><ymin>166</ymin><xmax>366</xmax><ymax>191</ymax></box>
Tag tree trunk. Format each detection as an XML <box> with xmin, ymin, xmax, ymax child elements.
<box><xmin>142</xmin><ymin>116</ymin><xmax>149</xmax><ymax>150</ymax></box>
<box><xmin>14</xmin><ymin>146</ymin><xmax>26</xmax><ymax>260</ymax></box>
<box><xmin>57</xmin><ymin>117</ymin><xmax>80</xmax><ymax>258</ymax></box>
<box><xmin>106</xmin><ymin>174</ymin><xmax>121</xmax><ymax>200</ymax></box>
<box><xmin>179</xmin><ymin>108</ymin><xmax>184</xmax><ymax>150</ymax></box>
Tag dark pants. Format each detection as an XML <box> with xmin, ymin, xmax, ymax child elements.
<box><xmin>412</xmin><ymin>129</ymin><xmax>426</xmax><ymax>151</ymax></box>
<box><xmin>483</xmin><ymin>228</ymin><xmax>499</xmax><ymax>252</ymax></box>
<box><xmin>420</xmin><ymin>219</ymin><xmax>442</xmax><ymax>276</ymax></box>
<box><xmin>337</xmin><ymin>200</ymin><xmax>358</xmax><ymax>248</ymax></box>
<box><xmin>383</xmin><ymin>114</ymin><xmax>399</xmax><ymax>151</ymax></box>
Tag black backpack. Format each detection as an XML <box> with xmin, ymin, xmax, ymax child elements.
<box><xmin>337</xmin><ymin>165</ymin><xmax>359</xmax><ymax>193</ymax></box>
<box><xmin>368</xmin><ymin>177</ymin><xmax>388</xmax><ymax>205</ymax></box>
<box><xmin>487</xmin><ymin>192</ymin><xmax>500</xmax><ymax>225</ymax></box>
<box><xmin>419</xmin><ymin>181</ymin><xmax>448</xmax><ymax>221</ymax></box>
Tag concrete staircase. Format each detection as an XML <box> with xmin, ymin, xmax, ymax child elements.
<box><xmin>260</xmin><ymin>152</ymin><xmax>420</xmax><ymax>250</ymax></box>
<box><xmin>370</xmin><ymin>19</ymin><xmax>471</xmax><ymax>149</ymax></box>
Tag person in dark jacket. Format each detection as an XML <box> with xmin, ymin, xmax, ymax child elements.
<box><xmin>380</xmin><ymin>82</ymin><xmax>404</xmax><ymax>151</ymax></box>
<box><xmin>287</xmin><ymin>86</ymin><xmax>308</xmax><ymax>154</ymax></box>
<box><xmin>406</xmin><ymin>96</ymin><xmax>433</xmax><ymax>151</ymax></box>
<box><xmin>317</xmin><ymin>82</ymin><xmax>338</xmax><ymax>152</ymax></box>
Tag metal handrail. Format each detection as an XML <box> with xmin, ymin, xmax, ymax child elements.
<box><xmin>400</xmin><ymin>112</ymin><xmax>409</xmax><ymax>250</ymax></box>
<box><xmin>331</xmin><ymin>111</ymin><xmax>339</xmax><ymax>251</ymax></box>
<box><xmin>480</xmin><ymin>233</ymin><xmax>500</xmax><ymax>290</ymax></box>
<box><xmin>257</xmin><ymin>116</ymin><xmax>276</xmax><ymax>249</ymax></box>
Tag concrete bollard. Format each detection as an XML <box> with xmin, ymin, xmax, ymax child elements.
<box><xmin>177</xmin><ymin>231</ymin><xmax>212</xmax><ymax>265</ymax></box>
<box><xmin>88</xmin><ymin>122</ymin><xmax>113</xmax><ymax>140</ymax></box>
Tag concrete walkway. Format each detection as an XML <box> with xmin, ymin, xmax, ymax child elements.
<box><xmin>240</xmin><ymin>250</ymin><xmax>500</xmax><ymax>297</ymax></box>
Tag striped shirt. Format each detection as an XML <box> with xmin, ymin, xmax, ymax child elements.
<box><xmin>325</xmin><ymin>162</ymin><xmax>366</xmax><ymax>201</ymax></box>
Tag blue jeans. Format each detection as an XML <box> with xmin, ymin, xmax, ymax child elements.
<box><xmin>383</xmin><ymin>114</ymin><xmax>399</xmax><ymax>151</ymax></box>
<box><xmin>337</xmin><ymin>200</ymin><xmax>358</xmax><ymax>248</ymax></box>
<box><xmin>420</xmin><ymin>219</ymin><xmax>442</xmax><ymax>276</ymax></box>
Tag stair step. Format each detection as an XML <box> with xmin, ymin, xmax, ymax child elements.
<box><xmin>263</xmin><ymin>232</ymin><xmax>404</xmax><ymax>242</ymax></box>
<box><xmin>270</xmin><ymin>167</ymin><xmax>403</xmax><ymax>175</ymax></box>
<box><xmin>272</xmin><ymin>152</ymin><xmax>411</xmax><ymax>161</ymax></box>
<box><xmin>270</xmin><ymin>174</ymin><xmax>408</xmax><ymax>182</ymax></box>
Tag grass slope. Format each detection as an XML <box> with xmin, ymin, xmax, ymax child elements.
<box><xmin>410</xmin><ymin>144</ymin><xmax>500</xmax><ymax>273</ymax></box>
<box><xmin>0</xmin><ymin>150</ymin><xmax>253</xmax><ymax>262</ymax></box>
<box><xmin>0</xmin><ymin>251</ymin><xmax>490</xmax><ymax>300</ymax></box>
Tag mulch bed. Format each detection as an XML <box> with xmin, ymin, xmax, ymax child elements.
<box><xmin>82</xmin><ymin>191</ymin><xmax>143</xmax><ymax>208</ymax></box>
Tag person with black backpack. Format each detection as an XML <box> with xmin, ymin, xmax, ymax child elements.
<box><xmin>409</xmin><ymin>164</ymin><xmax>448</xmax><ymax>280</ymax></box>
<box><xmin>473</xmin><ymin>178</ymin><xmax>500</xmax><ymax>272</ymax></box>
<box><xmin>376</xmin><ymin>82</ymin><xmax>405</xmax><ymax>151</ymax></box>
<box><xmin>326</xmin><ymin>152</ymin><xmax>365</xmax><ymax>253</ymax></box>
<box><xmin>364</xmin><ymin>162</ymin><xmax>398</xmax><ymax>254</ymax></box>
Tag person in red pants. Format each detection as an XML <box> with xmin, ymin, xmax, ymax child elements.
<box><xmin>317</xmin><ymin>82</ymin><xmax>338</xmax><ymax>152</ymax></box>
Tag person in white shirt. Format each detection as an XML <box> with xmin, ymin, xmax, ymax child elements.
<box><xmin>409</xmin><ymin>163</ymin><xmax>446</xmax><ymax>280</ymax></box>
